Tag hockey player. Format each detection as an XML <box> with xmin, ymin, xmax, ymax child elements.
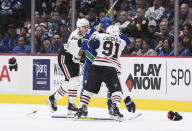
<box><xmin>75</xmin><ymin>25</ymin><xmax>130</xmax><ymax>119</ymax></box>
<box><xmin>80</xmin><ymin>16</ymin><xmax>112</xmax><ymax>94</ymax></box>
<box><xmin>80</xmin><ymin>16</ymin><xmax>135</xmax><ymax>116</ymax></box>
<box><xmin>80</xmin><ymin>16</ymin><xmax>113</xmax><ymax>115</ymax></box>
<box><xmin>47</xmin><ymin>18</ymin><xmax>90</xmax><ymax>115</ymax></box>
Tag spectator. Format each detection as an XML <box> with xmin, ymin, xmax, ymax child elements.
<box><xmin>154</xmin><ymin>19</ymin><xmax>174</xmax><ymax>51</ymax></box>
<box><xmin>116</xmin><ymin>0</ymin><xmax>130</xmax><ymax>11</ymax></box>
<box><xmin>85</xmin><ymin>8</ymin><xmax>99</xmax><ymax>27</ymax></box>
<box><xmin>48</xmin><ymin>22</ymin><xmax>60</xmax><ymax>37</ymax></box>
<box><xmin>114</xmin><ymin>10</ymin><xmax>131</xmax><ymax>31</ymax></box>
<box><xmin>59</xmin><ymin>24</ymin><xmax>70</xmax><ymax>44</ymax></box>
<box><xmin>35</xmin><ymin>25</ymin><xmax>45</xmax><ymax>53</ymax></box>
<box><xmin>0</xmin><ymin>0</ymin><xmax>24</xmax><ymax>31</ymax></box>
<box><xmin>179</xmin><ymin>24</ymin><xmax>192</xmax><ymax>54</ymax></box>
<box><xmin>145</xmin><ymin>0</ymin><xmax>165</xmax><ymax>22</ymax></box>
<box><xmin>179</xmin><ymin>3</ymin><xmax>192</xmax><ymax>28</ymax></box>
<box><xmin>129</xmin><ymin>0</ymin><xmax>149</xmax><ymax>17</ymax></box>
<box><xmin>137</xmin><ymin>38</ymin><xmax>157</xmax><ymax>56</ymax></box>
<box><xmin>12</xmin><ymin>35</ymin><xmax>31</xmax><ymax>53</ymax></box>
<box><xmin>136</xmin><ymin>0</ymin><xmax>149</xmax><ymax>10</ymax></box>
<box><xmin>78</xmin><ymin>1</ymin><xmax>90</xmax><ymax>18</ymax></box>
<box><xmin>48</xmin><ymin>10</ymin><xmax>64</xmax><ymax>28</ymax></box>
<box><xmin>53</xmin><ymin>0</ymin><xmax>70</xmax><ymax>19</ymax></box>
<box><xmin>98</xmin><ymin>11</ymin><xmax>106</xmax><ymax>20</ymax></box>
<box><xmin>128</xmin><ymin>37</ymin><xmax>143</xmax><ymax>56</ymax></box>
<box><xmin>163</xmin><ymin>0</ymin><xmax>175</xmax><ymax>27</ymax></box>
<box><xmin>47</xmin><ymin>10</ymin><xmax>68</xmax><ymax>37</ymax></box>
<box><xmin>51</xmin><ymin>34</ymin><xmax>63</xmax><ymax>53</ymax></box>
<box><xmin>20</xmin><ymin>26</ymin><xmax>31</xmax><ymax>45</ymax></box>
<box><xmin>158</xmin><ymin>38</ymin><xmax>174</xmax><ymax>56</ymax></box>
<box><xmin>35</xmin><ymin>0</ymin><xmax>52</xmax><ymax>16</ymax></box>
<box><xmin>0</xmin><ymin>24</ymin><xmax>19</xmax><ymax>53</ymax></box>
<box><xmin>145</xmin><ymin>20</ymin><xmax>159</xmax><ymax>49</ymax></box>
<box><xmin>178</xmin><ymin>42</ymin><xmax>189</xmax><ymax>56</ymax></box>
<box><xmin>124</xmin><ymin>8</ymin><xmax>148</xmax><ymax>38</ymax></box>
<box><xmin>34</xmin><ymin>11</ymin><xmax>46</xmax><ymax>25</ymax></box>
<box><xmin>179</xmin><ymin>24</ymin><xmax>192</xmax><ymax>46</ymax></box>
<box><xmin>39</xmin><ymin>38</ymin><xmax>52</xmax><ymax>54</ymax></box>
<box><xmin>89</xmin><ymin>0</ymin><xmax>109</xmax><ymax>14</ymax></box>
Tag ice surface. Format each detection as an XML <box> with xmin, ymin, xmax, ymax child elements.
<box><xmin>0</xmin><ymin>103</ymin><xmax>191</xmax><ymax>131</ymax></box>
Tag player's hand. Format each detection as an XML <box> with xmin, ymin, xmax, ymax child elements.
<box><xmin>124</xmin><ymin>96</ymin><xmax>136</xmax><ymax>113</ymax></box>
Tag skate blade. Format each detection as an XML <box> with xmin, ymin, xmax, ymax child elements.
<box><xmin>111</xmin><ymin>116</ymin><xmax>123</xmax><ymax>122</ymax></box>
<box><xmin>67</xmin><ymin>110</ymin><xmax>78</xmax><ymax>116</ymax></box>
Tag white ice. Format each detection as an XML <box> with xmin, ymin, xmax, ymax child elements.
<box><xmin>0</xmin><ymin>103</ymin><xmax>192</xmax><ymax>131</ymax></box>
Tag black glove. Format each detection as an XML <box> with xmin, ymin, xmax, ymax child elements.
<box><xmin>124</xmin><ymin>96</ymin><xmax>136</xmax><ymax>113</ymax></box>
<box><xmin>167</xmin><ymin>111</ymin><xmax>183</xmax><ymax>121</ymax></box>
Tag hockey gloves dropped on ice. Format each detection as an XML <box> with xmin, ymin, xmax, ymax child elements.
<box><xmin>167</xmin><ymin>111</ymin><xmax>183</xmax><ymax>121</ymax></box>
<box><xmin>124</xmin><ymin>96</ymin><xmax>136</xmax><ymax>113</ymax></box>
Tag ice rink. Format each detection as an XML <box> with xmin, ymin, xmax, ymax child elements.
<box><xmin>0</xmin><ymin>103</ymin><xmax>192</xmax><ymax>131</ymax></box>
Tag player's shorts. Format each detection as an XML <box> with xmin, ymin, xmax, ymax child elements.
<box><xmin>58</xmin><ymin>48</ymin><xmax>80</xmax><ymax>81</ymax></box>
<box><xmin>86</xmin><ymin>65</ymin><xmax>122</xmax><ymax>94</ymax></box>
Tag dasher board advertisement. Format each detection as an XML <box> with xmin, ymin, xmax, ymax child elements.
<box><xmin>121</xmin><ymin>57</ymin><xmax>192</xmax><ymax>101</ymax></box>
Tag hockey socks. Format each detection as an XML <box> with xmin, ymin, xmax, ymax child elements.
<box><xmin>75</xmin><ymin>90</ymin><xmax>95</xmax><ymax>118</ymax></box>
<box><xmin>51</xmin><ymin>80</ymin><xmax>68</xmax><ymax>100</ymax></box>
<box><xmin>68</xmin><ymin>77</ymin><xmax>79</xmax><ymax>104</ymax></box>
<box><xmin>80</xmin><ymin>90</ymin><xmax>95</xmax><ymax>106</ymax></box>
<box><xmin>111</xmin><ymin>91</ymin><xmax>123</xmax><ymax>118</ymax></box>
<box><xmin>111</xmin><ymin>91</ymin><xmax>122</xmax><ymax>108</ymax></box>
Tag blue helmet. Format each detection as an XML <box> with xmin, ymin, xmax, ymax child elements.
<box><xmin>99</xmin><ymin>16</ymin><xmax>112</xmax><ymax>30</ymax></box>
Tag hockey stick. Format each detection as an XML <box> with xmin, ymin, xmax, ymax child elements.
<box><xmin>51</xmin><ymin>113</ymin><xmax>141</xmax><ymax>121</ymax></box>
<box><xmin>106</xmin><ymin>0</ymin><xmax>119</xmax><ymax>16</ymax></box>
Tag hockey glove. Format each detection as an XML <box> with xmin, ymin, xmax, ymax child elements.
<box><xmin>167</xmin><ymin>111</ymin><xmax>183</xmax><ymax>121</ymax></box>
<box><xmin>124</xmin><ymin>96</ymin><xmax>136</xmax><ymax>113</ymax></box>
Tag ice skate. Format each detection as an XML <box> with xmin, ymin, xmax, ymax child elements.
<box><xmin>75</xmin><ymin>105</ymin><xmax>88</xmax><ymax>119</ymax></box>
<box><xmin>46</xmin><ymin>95</ymin><xmax>57</xmax><ymax>113</ymax></box>
<box><xmin>111</xmin><ymin>103</ymin><xmax>123</xmax><ymax>121</ymax></box>
<box><xmin>67</xmin><ymin>103</ymin><xmax>78</xmax><ymax>116</ymax></box>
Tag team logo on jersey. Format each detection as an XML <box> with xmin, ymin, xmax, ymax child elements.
<box><xmin>126</xmin><ymin>64</ymin><xmax>162</xmax><ymax>92</ymax></box>
<box><xmin>33</xmin><ymin>59</ymin><xmax>50</xmax><ymax>90</ymax></box>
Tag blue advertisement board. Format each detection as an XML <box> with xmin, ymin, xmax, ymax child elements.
<box><xmin>33</xmin><ymin>59</ymin><xmax>50</xmax><ymax>90</ymax></box>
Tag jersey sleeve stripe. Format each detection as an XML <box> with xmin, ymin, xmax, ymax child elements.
<box><xmin>61</xmin><ymin>55</ymin><xmax>71</xmax><ymax>80</ymax></box>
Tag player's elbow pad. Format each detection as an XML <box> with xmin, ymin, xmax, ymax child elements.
<box><xmin>124</xmin><ymin>96</ymin><xmax>136</xmax><ymax>113</ymax></box>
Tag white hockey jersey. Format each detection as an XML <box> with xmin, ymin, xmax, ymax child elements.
<box><xmin>92</xmin><ymin>33</ymin><xmax>127</xmax><ymax>71</ymax></box>
<box><xmin>65</xmin><ymin>29</ymin><xmax>82</xmax><ymax>58</ymax></box>
<box><xmin>145</xmin><ymin>6</ymin><xmax>165</xmax><ymax>21</ymax></box>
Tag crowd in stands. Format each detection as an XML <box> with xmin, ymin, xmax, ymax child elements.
<box><xmin>0</xmin><ymin>0</ymin><xmax>192</xmax><ymax>56</ymax></box>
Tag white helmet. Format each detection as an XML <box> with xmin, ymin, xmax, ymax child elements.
<box><xmin>76</xmin><ymin>18</ymin><xmax>89</xmax><ymax>28</ymax></box>
<box><xmin>106</xmin><ymin>25</ymin><xmax>120</xmax><ymax>36</ymax></box>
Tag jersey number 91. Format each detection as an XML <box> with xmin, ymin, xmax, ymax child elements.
<box><xmin>102</xmin><ymin>41</ymin><xmax>120</xmax><ymax>58</ymax></box>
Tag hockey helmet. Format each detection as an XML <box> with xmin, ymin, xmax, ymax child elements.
<box><xmin>76</xmin><ymin>18</ymin><xmax>89</xmax><ymax>28</ymax></box>
<box><xmin>106</xmin><ymin>25</ymin><xmax>120</xmax><ymax>36</ymax></box>
<box><xmin>100</xmin><ymin>16</ymin><xmax>112</xmax><ymax>30</ymax></box>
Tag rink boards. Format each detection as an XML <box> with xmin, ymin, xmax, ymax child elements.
<box><xmin>0</xmin><ymin>54</ymin><xmax>192</xmax><ymax>112</ymax></box>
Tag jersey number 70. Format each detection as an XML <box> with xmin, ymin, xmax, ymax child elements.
<box><xmin>102</xmin><ymin>41</ymin><xmax>120</xmax><ymax>58</ymax></box>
